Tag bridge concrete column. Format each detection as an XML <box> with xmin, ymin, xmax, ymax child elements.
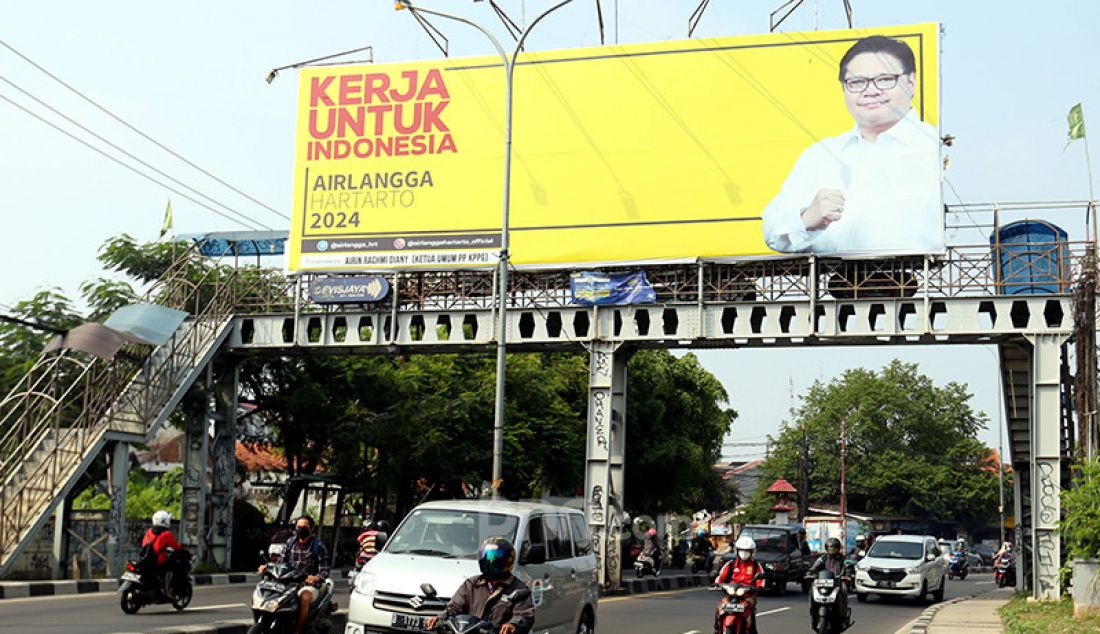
<box><xmin>1028</xmin><ymin>333</ymin><xmax>1066</xmax><ymax>600</ymax></box>
<box><xmin>179</xmin><ymin>370</ymin><xmax>211</xmax><ymax>561</ymax></box>
<box><xmin>584</xmin><ymin>340</ymin><xmax>631</xmax><ymax>591</ymax></box>
<box><xmin>106</xmin><ymin>440</ymin><xmax>129</xmax><ymax>577</ymax></box>
<box><xmin>208</xmin><ymin>364</ymin><xmax>238</xmax><ymax>569</ymax></box>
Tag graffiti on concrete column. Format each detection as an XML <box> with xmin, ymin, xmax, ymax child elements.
<box><xmin>1036</xmin><ymin>461</ymin><xmax>1058</xmax><ymax>526</ymax></box>
<box><xmin>591</xmin><ymin>391</ymin><xmax>608</xmax><ymax>451</ymax></box>
<box><xmin>594</xmin><ymin>349</ymin><xmax>611</xmax><ymax>378</ymax></box>
<box><xmin>590</xmin><ymin>527</ymin><xmax>604</xmax><ymax>585</ymax></box>
<box><xmin>1035</xmin><ymin>530</ymin><xmax>1058</xmax><ymax>598</ymax></box>
<box><xmin>606</xmin><ymin>510</ymin><xmax>622</xmax><ymax>588</ymax></box>
<box><xmin>590</xmin><ymin>485</ymin><xmax>605</xmax><ymax>524</ymax></box>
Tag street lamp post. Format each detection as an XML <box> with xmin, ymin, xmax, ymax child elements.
<box><xmin>397</xmin><ymin>0</ymin><xmax>577</xmax><ymax>498</ymax></box>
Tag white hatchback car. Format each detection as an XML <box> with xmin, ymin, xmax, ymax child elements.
<box><xmin>345</xmin><ymin>500</ymin><xmax>598</xmax><ymax>634</ymax></box>
<box><xmin>853</xmin><ymin>535</ymin><xmax>947</xmax><ymax>603</ymax></box>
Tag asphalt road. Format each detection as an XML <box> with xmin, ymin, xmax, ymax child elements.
<box><xmin>598</xmin><ymin>573</ymin><xmax>994</xmax><ymax>634</ymax></box>
<box><xmin>0</xmin><ymin>573</ymin><xmax>995</xmax><ymax>633</ymax></box>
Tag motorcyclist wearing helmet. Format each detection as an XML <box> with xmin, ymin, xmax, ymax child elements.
<box><xmin>993</xmin><ymin>541</ymin><xmax>1015</xmax><ymax>562</ymax></box>
<box><xmin>426</xmin><ymin>537</ymin><xmax>535</xmax><ymax>634</ymax></box>
<box><xmin>713</xmin><ymin>535</ymin><xmax>765</xmax><ymax>634</ymax></box>
<box><xmin>355</xmin><ymin>518</ymin><xmax>390</xmax><ymax>565</ymax></box>
<box><xmin>691</xmin><ymin>529</ymin><xmax>715</xmax><ymax>572</ymax></box>
<box><xmin>641</xmin><ymin>527</ymin><xmax>663</xmax><ymax>574</ymax></box>
<box><xmin>140</xmin><ymin>510</ymin><xmax>182</xmax><ymax>596</ymax></box>
<box><xmin>807</xmin><ymin>537</ymin><xmax>850</xmax><ymax>630</ymax></box>
<box><xmin>849</xmin><ymin>534</ymin><xmax>868</xmax><ymax>560</ymax></box>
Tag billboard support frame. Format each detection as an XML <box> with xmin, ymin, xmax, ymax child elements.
<box><xmin>398</xmin><ymin>0</ymin><xmax>578</xmax><ymax>499</ymax></box>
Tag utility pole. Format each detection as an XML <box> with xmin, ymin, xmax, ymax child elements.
<box><xmin>798</xmin><ymin>424</ymin><xmax>810</xmax><ymax>521</ymax></box>
<box><xmin>839</xmin><ymin>415</ymin><xmax>848</xmax><ymax>546</ymax></box>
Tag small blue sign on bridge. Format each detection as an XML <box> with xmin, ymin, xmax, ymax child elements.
<box><xmin>309</xmin><ymin>276</ymin><xmax>391</xmax><ymax>304</ymax></box>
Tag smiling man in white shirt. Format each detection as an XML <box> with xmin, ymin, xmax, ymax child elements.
<box><xmin>762</xmin><ymin>35</ymin><xmax>943</xmax><ymax>255</ymax></box>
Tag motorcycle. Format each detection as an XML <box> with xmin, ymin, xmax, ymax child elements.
<box><xmin>249</xmin><ymin>553</ymin><xmax>337</xmax><ymax>634</ymax></box>
<box><xmin>634</xmin><ymin>552</ymin><xmax>662</xmax><ymax>578</ymax></box>
<box><xmin>994</xmin><ymin>553</ymin><xmax>1016</xmax><ymax>588</ymax></box>
<box><xmin>690</xmin><ymin>550</ymin><xmax>713</xmax><ymax>574</ymax></box>
<box><xmin>947</xmin><ymin>550</ymin><xmax>969</xmax><ymax>580</ymax></box>
<box><xmin>715</xmin><ymin>576</ymin><xmax>762</xmax><ymax>634</ymax></box>
<box><xmin>421</xmin><ymin>583</ymin><xmax>531</xmax><ymax>633</ymax></box>
<box><xmin>118</xmin><ymin>547</ymin><xmax>193</xmax><ymax>614</ymax></box>
<box><xmin>842</xmin><ymin>559</ymin><xmax>858</xmax><ymax>594</ymax></box>
<box><xmin>808</xmin><ymin>570</ymin><xmax>852</xmax><ymax>634</ymax></box>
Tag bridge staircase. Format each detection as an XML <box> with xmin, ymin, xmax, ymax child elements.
<box><xmin>0</xmin><ymin>254</ymin><xmax>261</xmax><ymax>577</ymax></box>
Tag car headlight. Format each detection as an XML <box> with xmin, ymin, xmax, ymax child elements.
<box><xmin>261</xmin><ymin>598</ymin><xmax>282</xmax><ymax>612</ymax></box>
<box><xmin>856</xmin><ymin>563</ymin><xmax>869</xmax><ymax>572</ymax></box>
<box><xmin>906</xmin><ymin>567</ymin><xmax>920</xmax><ymax>575</ymax></box>
<box><xmin>763</xmin><ymin>563</ymin><xmax>773</xmax><ymax>570</ymax></box>
<box><xmin>353</xmin><ymin>570</ymin><xmax>376</xmax><ymax>595</ymax></box>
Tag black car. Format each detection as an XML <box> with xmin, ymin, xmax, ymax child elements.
<box><xmin>971</xmin><ymin>543</ymin><xmax>996</xmax><ymax>566</ymax></box>
<box><xmin>721</xmin><ymin>524</ymin><xmax>811</xmax><ymax>594</ymax></box>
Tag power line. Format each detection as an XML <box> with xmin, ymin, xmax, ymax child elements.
<box><xmin>0</xmin><ymin>38</ymin><xmax>289</xmax><ymax>222</ymax></box>
<box><xmin>0</xmin><ymin>92</ymin><xmax>260</xmax><ymax>231</ymax></box>
<box><xmin>0</xmin><ymin>73</ymin><xmax>273</xmax><ymax>231</ymax></box>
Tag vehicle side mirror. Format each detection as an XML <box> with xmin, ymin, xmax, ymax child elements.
<box><xmin>925</xmin><ymin>553</ymin><xmax>936</xmax><ymax>562</ymax></box>
<box><xmin>522</xmin><ymin>544</ymin><xmax>547</xmax><ymax>565</ymax></box>
<box><xmin>421</xmin><ymin>583</ymin><xmax>438</xmax><ymax>598</ymax></box>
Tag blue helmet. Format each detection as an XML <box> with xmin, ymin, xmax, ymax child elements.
<box><xmin>478</xmin><ymin>537</ymin><xmax>516</xmax><ymax>581</ymax></box>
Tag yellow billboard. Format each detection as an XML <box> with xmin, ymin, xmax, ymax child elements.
<box><xmin>288</xmin><ymin>23</ymin><xmax>941</xmax><ymax>271</ymax></box>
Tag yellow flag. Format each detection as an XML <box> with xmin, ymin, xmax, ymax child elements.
<box><xmin>159</xmin><ymin>200</ymin><xmax>173</xmax><ymax>239</ymax></box>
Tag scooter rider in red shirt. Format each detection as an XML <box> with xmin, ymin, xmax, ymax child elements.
<box><xmin>140</xmin><ymin>510</ymin><xmax>183</xmax><ymax>596</ymax></box>
<box><xmin>713</xmin><ymin>535</ymin><xmax>766</xmax><ymax>634</ymax></box>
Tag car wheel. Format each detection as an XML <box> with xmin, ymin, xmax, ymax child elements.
<box><xmin>916</xmin><ymin>580</ymin><xmax>928</xmax><ymax>604</ymax></box>
<box><xmin>856</xmin><ymin>592</ymin><xmax>867</xmax><ymax>603</ymax></box>
<box><xmin>576</xmin><ymin>609</ymin><xmax>595</xmax><ymax>634</ymax></box>
<box><xmin>932</xmin><ymin>575</ymin><xmax>946</xmax><ymax>603</ymax></box>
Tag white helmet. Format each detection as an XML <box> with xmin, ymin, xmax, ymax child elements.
<box><xmin>856</xmin><ymin>534</ymin><xmax>866</xmax><ymax>543</ymax></box>
<box><xmin>734</xmin><ymin>535</ymin><xmax>756</xmax><ymax>560</ymax></box>
<box><xmin>152</xmin><ymin>510</ymin><xmax>171</xmax><ymax>528</ymax></box>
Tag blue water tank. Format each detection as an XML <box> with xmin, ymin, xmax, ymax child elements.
<box><xmin>990</xmin><ymin>220</ymin><xmax>1069</xmax><ymax>295</ymax></box>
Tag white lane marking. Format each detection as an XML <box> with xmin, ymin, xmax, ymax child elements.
<box><xmin>183</xmin><ymin>602</ymin><xmax>246</xmax><ymax>611</ymax></box>
<box><xmin>681</xmin><ymin>630</ymin><xmax>700</xmax><ymax>634</ymax></box>
<box><xmin>756</xmin><ymin>606</ymin><xmax>791</xmax><ymax>617</ymax></box>
<box><xmin>975</xmin><ymin>581</ymin><xmax>995</xmax><ymax>585</ymax></box>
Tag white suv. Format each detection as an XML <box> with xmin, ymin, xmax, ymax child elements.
<box><xmin>853</xmin><ymin>535</ymin><xmax>947</xmax><ymax>603</ymax></box>
<box><xmin>345</xmin><ymin>500</ymin><xmax>598</xmax><ymax>634</ymax></box>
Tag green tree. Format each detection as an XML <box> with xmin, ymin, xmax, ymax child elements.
<box><xmin>624</xmin><ymin>350</ymin><xmax>738</xmax><ymax>517</ymax></box>
<box><xmin>759</xmin><ymin>360</ymin><xmax>999</xmax><ymax>531</ymax></box>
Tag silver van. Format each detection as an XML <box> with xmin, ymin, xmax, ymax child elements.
<box><xmin>345</xmin><ymin>500</ymin><xmax>598</xmax><ymax>634</ymax></box>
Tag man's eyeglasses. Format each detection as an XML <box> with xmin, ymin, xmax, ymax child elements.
<box><xmin>842</xmin><ymin>73</ymin><xmax>903</xmax><ymax>93</ymax></box>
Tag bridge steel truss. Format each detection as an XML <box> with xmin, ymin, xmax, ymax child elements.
<box><xmin>217</xmin><ymin>243</ymin><xmax>1093</xmax><ymax>598</ymax></box>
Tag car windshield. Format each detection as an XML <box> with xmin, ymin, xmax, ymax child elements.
<box><xmin>385</xmin><ymin>509</ymin><xmax>520</xmax><ymax>559</ymax></box>
<box><xmin>867</xmin><ymin>540</ymin><xmax>924</xmax><ymax>560</ymax></box>
<box><xmin>738</xmin><ymin>528</ymin><xmax>790</xmax><ymax>552</ymax></box>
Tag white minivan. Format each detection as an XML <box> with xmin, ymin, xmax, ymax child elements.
<box><xmin>345</xmin><ymin>500</ymin><xmax>598</xmax><ymax>634</ymax></box>
<box><xmin>853</xmin><ymin>534</ymin><xmax>947</xmax><ymax>603</ymax></box>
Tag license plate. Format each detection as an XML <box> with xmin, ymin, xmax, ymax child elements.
<box><xmin>722</xmin><ymin>602</ymin><xmax>747</xmax><ymax>613</ymax></box>
<box><xmin>877</xmin><ymin>581</ymin><xmax>896</xmax><ymax>588</ymax></box>
<box><xmin>121</xmin><ymin>572</ymin><xmax>140</xmax><ymax>582</ymax></box>
<box><xmin>391</xmin><ymin>614</ymin><xmax>430</xmax><ymax>632</ymax></box>
<box><xmin>260</xmin><ymin>581</ymin><xmax>286</xmax><ymax>592</ymax></box>
<box><xmin>814</xmin><ymin>580</ymin><xmax>835</xmax><ymax>588</ymax></box>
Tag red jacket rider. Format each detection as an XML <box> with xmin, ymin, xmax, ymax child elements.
<box><xmin>713</xmin><ymin>536</ymin><xmax>765</xmax><ymax>634</ymax></box>
<box><xmin>141</xmin><ymin>510</ymin><xmax>182</xmax><ymax>566</ymax></box>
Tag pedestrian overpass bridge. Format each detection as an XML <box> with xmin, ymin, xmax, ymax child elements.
<box><xmin>0</xmin><ymin>220</ymin><xmax>1094</xmax><ymax>601</ymax></box>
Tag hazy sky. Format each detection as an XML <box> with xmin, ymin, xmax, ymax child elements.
<box><xmin>3</xmin><ymin>1</ymin><xmax>1097</xmax><ymax>458</ymax></box>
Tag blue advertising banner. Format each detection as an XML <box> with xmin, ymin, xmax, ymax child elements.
<box><xmin>309</xmin><ymin>275</ymin><xmax>391</xmax><ymax>304</ymax></box>
<box><xmin>571</xmin><ymin>271</ymin><xmax>657</xmax><ymax>305</ymax></box>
